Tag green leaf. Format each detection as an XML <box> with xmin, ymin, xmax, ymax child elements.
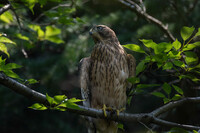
<box><xmin>127</xmin><ymin>96</ymin><xmax>132</xmax><ymax>106</ymax></box>
<box><xmin>29</xmin><ymin>24</ymin><xmax>44</xmax><ymax>39</ymax></box>
<box><xmin>27</xmin><ymin>78</ymin><xmax>38</xmax><ymax>84</ymax></box>
<box><xmin>136</xmin><ymin>60</ymin><xmax>146</xmax><ymax>76</ymax></box>
<box><xmin>162</xmin><ymin>62</ymin><xmax>173</xmax><ymax>70</ymax></box>
<box><xmin>172</xmin><ymin>94</ymin><xmax>182</xmax><ymax>101</ymax></box>
<box><xmin>65</xmin><ymin>101</ymin><xmax>80</xmax><ymax>110</ymax></box>
<box><xmin>140</xmin><ymin>39</ymin><xmax>157</xmax><ymax>49</ymax></box>
<box><xmin>182</xmin><ymin>41</ymin><xmax>200</xmax><ymax>51</ymax></box>
<box><xmin>194</xmin><ymin>28</ymin><xmax>200</xmax><ymax>37</ymax></box>
<box><xmin>172</xmin><ymin>85</ymin><xmax>183</xmax><ymax>95</ymax></box>
<box><xmin>152</xmin><ymin>92</ymin><xmax>165</xmax><ymax>98</ymax></box>
<box><xmin>0</xmin><ymin>43</ymin><xmax>9</xmax><ymax>57</ymax></box>
<box><xmin>117</xmin><ymin>123</ymin><xmax>124</xmax><ymax>130</ymax></box>
<box><xmin>45</xmin><ymin>26</ymin><xmax>61</xmax><ymax>36</ymax></box>
<box><xmin>179</xmin><ymin>74</ymin><xmax>200</xmax><ymax>83</ymax></box>
<box><xmin>193</xmin><ymin>130</ymin><xmax>198</xmax><ymax>133</ymax></box>
<box><xmin>0</xmin><ymin>37</ymin><xmax>16</xmax><ymax>45</ymax></box>
<box><xmin>24</xmin><ymin>0</ymin><xmax>38</xmax><ymax>14</ymax></box>
<box><xmin>5</xmin><ymin>63</ymin><xmax>22</xmax><ymax>69</ymax></box>
<box><xmin>123</xmin><ymin>44</ymin><xmax>145</xmax><ymax>53</ymax></box>
<box><xmin>163</xmin><ymin>83</ymin><xmax>171</xmax><ymax>95</ymax></box>
<box><xmin>154</xmin><ymin>42</ymin><xmax>172</xmax><ymax>54</ymax></box>
<box><xmin>4</xmin><ymin>70</ymin><xmax>21</xmax><ymax>79</ymax></box>
<box><xmin>173</xmin><ymin>60</ymin><xmax>185</xmax><ymax>68</ymax></box>
<box><xmin>184</xmin><ymin>51</ymin><xmax>198</xmax><ymax>65</ymax></box>
<box><xmin>29</xmin><ymin>103</ymin><xmax>47</xmax><ymax>110</ymax></box>
<box><xmin>0</xmin><ymin>11</ymin><xmax>13</xmax><ymax>24</ymax></box>
<box><xmin>127</xmin><ymin>77</ymin><xmax>140</xmax><ymax>84</ymax></box>
<box><xmin>46</xmin><ymin>93</ymin><xmax>54</xmax><ymax>105</ymax></box>
<box><xmin>180</xmin><ymin>26</ymin><xmax>195</xmax><ymax>41</ymax></box>
<box><xmin>54</xmin><ymin>95</ymin><xmax>67</xmax><ymax>103</ymax></box>
<box><xmin>15</xmin><ymin>33</ymin><xmax>30</xmax><ymax>41</ymax></box>
<box><xmin>163</xmin><ymin>98</ymin><xmax>171</xmax><ymax>104</ymax></box>
<box><xmin>67</xmin><ymin>98</ymin><xmax>83</xmax><ymax>103</ymax></box>
<box><xmin>173</xmin><ymin>39</ymin><xmax>182</xmax><ymax>50</ymax></box>
<box><xmin>170</xmin><ymin>127</ymin><xmax>189</xmax><ymax>133</ymax></box>
<box><xmin>136</xmin><ymin>84</ymin><xmax>160</xmax><ymax>89</ymax></box>
<box><xmin>188</xmin><ymin>64</ymin><xmax>200</xmax><ymax>71</ymax></box>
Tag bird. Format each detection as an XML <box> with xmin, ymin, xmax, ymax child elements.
<box><xmin>80</xmin><ymin>25</ymin><xmax>136</xmax><ymax>133</ymax></box>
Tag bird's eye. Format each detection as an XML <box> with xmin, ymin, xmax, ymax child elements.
<box><xmin>97</xmin><ymin>26</ymin><xmax>103</xmax><ymax>31</ymax></box>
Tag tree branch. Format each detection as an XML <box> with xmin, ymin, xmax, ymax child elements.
<box><xmin>118</xmin><ymin>0</ymin><xmax>175</xmax><ymax>42</ymax></box>
<box><xmin>0</xmin><ymin>72</ymin><xmax>200</xmax><ymax>131</ymax></box>
<box><xmin>0</xmin><ymin>4</ymin><xmax>11</xmax><ymax>15</ymax></box>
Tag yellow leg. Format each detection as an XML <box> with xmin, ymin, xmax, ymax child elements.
<box><xmin>116</xmin><ymin>108</ymin><xmax>125</xmax><ymax>116</ymax></box>
<box><xmin>102</xmin><ymin>104</ymin><xmax>113</xmax><ymax>117</ymax></box>
<box><xmin>102</xmin><ymin>104</ymin><xmax>107</xmax><ymax>117</ymax></box>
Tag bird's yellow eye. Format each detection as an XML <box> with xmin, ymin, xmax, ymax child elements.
<box><xmin>97</xmin><ymin>26</ymin><xmax>103</xmax><ymax>31</ymax></box>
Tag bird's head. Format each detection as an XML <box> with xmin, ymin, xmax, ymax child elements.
<box><xmin>89</xmin><ymin>25</ymin><xmax>118</xmax><ymax>43</ymax></box>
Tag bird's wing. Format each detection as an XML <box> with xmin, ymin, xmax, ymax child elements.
<box><xmin>79</xmin><ymin>57</ymin><xmax>91</xmax><ymax>107</ymax></box>
<box><xmin>127</xmin><ymin>54</ymin><xmax>136</xmax><ymax>78</ymax></box>
<box><xmin>127</xmin><ymin>54</ymin><xmax>136</xmax><ymax>89</ymax></box>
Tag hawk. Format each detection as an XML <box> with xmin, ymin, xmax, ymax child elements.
<box><xmin>80</xmin><ymin>25</ymin><xmax>136</xmax><ymax>133</ymax></box>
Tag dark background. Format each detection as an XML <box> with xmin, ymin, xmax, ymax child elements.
<box><xmin>0</xmin><ymin>0</ymin><xmax>200</xmax><ymax>132</ymax></box>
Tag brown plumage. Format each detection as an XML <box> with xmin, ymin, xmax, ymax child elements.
<box><xmin>80</xmin><ymin>25</ymin><xmax>136</xmax><ymax>133</ymax></box>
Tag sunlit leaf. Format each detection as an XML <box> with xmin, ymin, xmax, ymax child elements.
<box><xmin>117</xmin><ymin>123</ymin><xmax>124</xmax><ymax>130</ymax></box>
<box><xmin>123</xmin><ymin>44</ymin><xmax>145</xmax><ymax>53</ymax></box>
<box><xmin>0</xmin><ymin>11</ymin><xmax>13</xmax><ymax>24</ymax></box>
<box><xmin>46</xmin><ymin>93</ymin><xmax>54</xmax><ymax>105</ymax></box>
<box><xmin>136</xmin><ymin>60</ymin><xmax>146</xmax><ymax>76</ymax></box>
<box><xmin>163</xmin><ymin>98</ymin><xmax>171</xmax><ymax>104</ymax></box>
<box><xmin>29</xmin><ymin>103</ymin><xmax>47</xmax><ymax>110</ymax></box>
<box><xmin>45</xmin><ymin>26</ymin><xmax>61</xmax><ymax>37</ymax></box>
<box><xmin>0</xmin><ymin>43</ymin><xmax>9</xmax><ymax>57</ymax></box>
<box><xmin>15</xmin><ymin>33</ymin><xmax>30</xmax><ymax>41</ymax></box>
<box><xmin>54</xmin><ymin>95</ymin><xmax>67</xmax><ymax>103</ymax></box>
<box><xmin>140</xmin><ymin>39</ymin><xmax>157</xmax><ymax>49</ymax></box>
<box><xmin>4</xmin><ymin>70</ymin><xmax>21</xmax><ymax>79</ymax></box>
<box><xmin>163</xmin><ymin>62</ymin><xmax>173</xmax><ymax>70</ymax></box>
<box><xmin>27</xmin><ymin>78</ymin><xmax>38</xmax><ymax>84</ymax></box>
<box><xmin>167</xmin><ymin>50</ymin><xmax>181</xmax><ymax>59</ymax></box>
<box><xmin>163</xmin><ymin>83</ymin><xmax>171</xmax><ymax>95</ymax></box>
<box><xmin>180</xmin><ymin>26</ymin><xmax>195</xmax><ymax>41</ymax></box>
<box><xmin>172</xmin><ymin>94</ymin><xmax>182</xmax><ymax>101</ymax></box>
<box><xmin>184</xmin><ymin>51</ymin><xmax>198</xmax><ymax>65</ymax></box>
<box><xmin>127</xmin><ymin>77</ymin><xmax>140</xmax><ymax>84</ymax></box>
<box><xmin>67</xmin><ymin>98</ymin><xmax>83</xmax><ymax>103</ymax></box>
<box><xmin>173</xmin><ymin>39</ymin><xmax>181</xmax><ymax>50</ymax></box>
<box><xmin>5</xmin><ymin>63</ymin><xmax>22</xmax><ymax>69</ymax></box>
<box><xmin>152</xmin><ymin>92</ymin><xmax>165</xmax><ymax>98</ymax></box>
<box><xmin>194</xmin><ymin>28</ymin><xmax>200</xmax><ymax>37</ymax></box>
<box><xmin>0</xmin><ymin>37</ymin><xmax>16</xmax><ymax>45</ymax></box>
<box><xmin>172</xmin><ymin>85</ymin><xmax>183</xmax><ymax>95</ymax></box>
<box><xmin>154</xmin><ymin>42</ymin><xmax>172</xmax><ymax>54</ymax></box>
<box><xmin>24</xmin><ymin>0</ymin><xmax>38</xmax><ymax>14</ymax></box>
<box><xmin>29</xmin><ymin>24</ymin><xmax>44</xmax><ymax>39</ymax></box>
<box><xmin>173</xmin><ymin>60</ymin><xmax>185</xmax><ymax>68</ymax></box>
<box><xmin>65</xmin><ymin>101</ymin><xmax>80</xmax><ymax>110</ymax></box>
<box><xmin>182</xmin><ymin>41</ymin><xmax>200</xmax><ymax>51</ymax></box>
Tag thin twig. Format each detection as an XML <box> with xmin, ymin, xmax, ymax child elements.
<box><xmin>118</xmin><ymin>0</ymin><xmax>175</xmax><ymax>42</ymax></box>
<box><xmin>0</xmin><ymin>73</ymin><xmax>200</xmax><ymax>130</ymax></box>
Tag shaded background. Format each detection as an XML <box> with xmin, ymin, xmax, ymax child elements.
<box><xmin>0</xmin><ymin>0</ymin><xmax>200</xmax><ymax>132</ymax></box>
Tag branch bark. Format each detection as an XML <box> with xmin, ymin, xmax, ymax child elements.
<box><xmin>118</xmin><ymin>0</ymin><xmax>176</xmax><ymax>42</ymax></box>
<box><xmin>0</xmin><ymin>4</ymin><xmax>11</xmax><ymax>15</ymax></box>
<box><xmin>0</xmin><ymin>72</ymin><xmax>200</xmax><ymax>131</ymax></box>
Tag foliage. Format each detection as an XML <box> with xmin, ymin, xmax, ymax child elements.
<box><xmin>29</xmin><ymin>94</ymin><xmax>83</xmax><ymax>111</ymax></box>
<box><xmin>1</xmin><ymin>0</ymin><xmax>200</xmax><ymax>133</ymax></box>
<box><xmin>124</xmin><ymin>26</ymin><xmax>200</xmax><ymax>104</ymax></box>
